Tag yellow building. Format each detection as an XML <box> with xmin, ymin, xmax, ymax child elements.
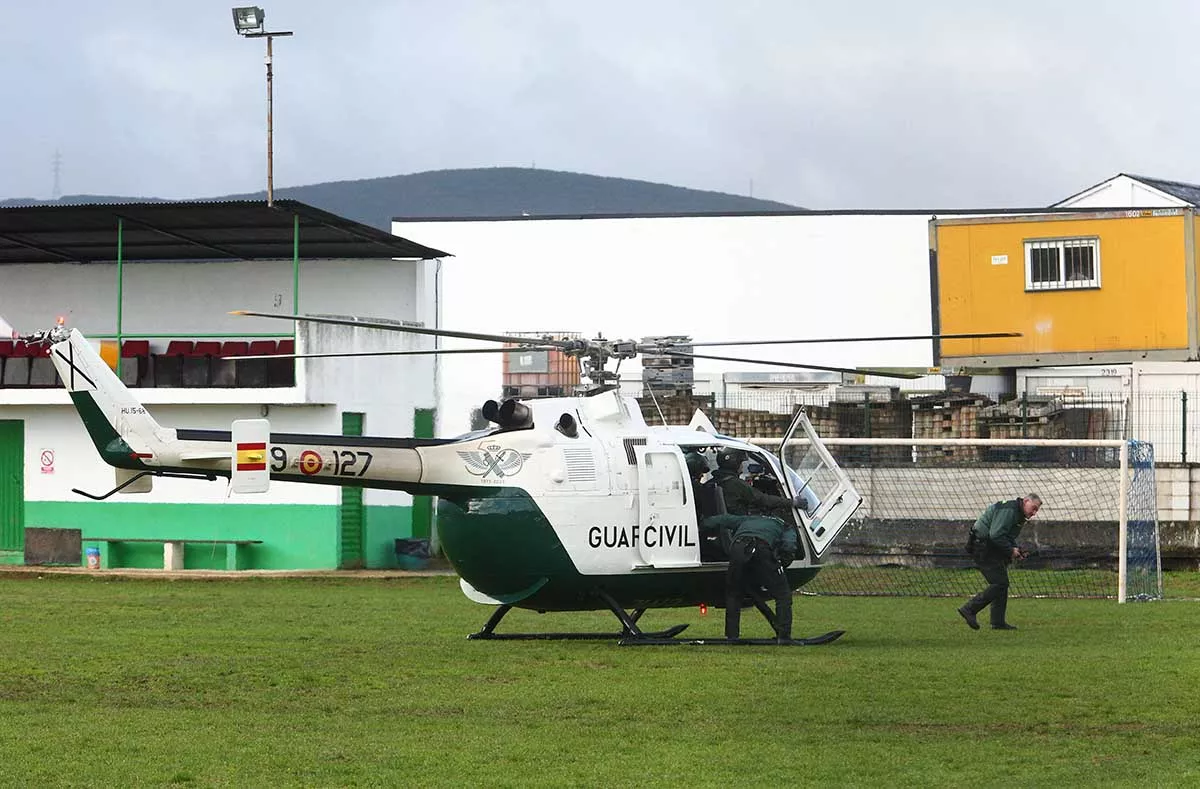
<box><xmin>931</xmin><ymin>207</ymin><xmax>1200</xmax><ymax>368</ymax></box>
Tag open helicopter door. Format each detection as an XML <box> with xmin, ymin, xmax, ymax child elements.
<box><xmin>777</xmin><ymin>410</ymin><xmax>862</xmax><ymax>559</ymax></box>
<box><xmin>633</xmin><ymin>445</ymin><xmax>699</xmax><ymax>568</ymax></box>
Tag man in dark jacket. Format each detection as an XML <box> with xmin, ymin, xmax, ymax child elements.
<box><xmin>958</xmin><ymin>494</ymin><xmax>1043</xmax><ymax>631</ymax></box>
<box><xmin>724</xmin><ymin>515</ymin><xmax>799</xmax><ymax>642</ymax></box>
<box><xmin>712</xmin><ymin>449</ymin><xmax>805</xmax><ymax>519</ymax></box>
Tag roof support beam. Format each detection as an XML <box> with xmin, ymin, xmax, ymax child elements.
<box><xmin>0</xmin><ymin>231</ymin><xmax>84</xmax><ymax>262</ymax></box>
<box><xmin>117</xmin><ymin>214</ymin><xmax>245</xmax><ymax>260</ymax></box>
<box><xmin>282</xmin><ymin>204</ymin><xmax>444</xmax><ymax>257</ymax></box>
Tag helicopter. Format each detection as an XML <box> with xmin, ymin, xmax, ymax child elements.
<box><xmin>27</xmin><ymin>316</ymin><xmax>1017</xmax><ymax>646</ymax></box>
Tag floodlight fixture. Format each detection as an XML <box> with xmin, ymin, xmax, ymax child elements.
<box><xmin>232</xmin><ymin>6</ymin><xmax>265</xmax><ymax>35</ymax></box>
<box><xmin>231</xmin><ymin>6</ymin><xmax>293</xmax><ymax>206</ymax></box>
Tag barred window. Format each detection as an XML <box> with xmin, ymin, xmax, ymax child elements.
<box><xmin>1024</xmin><ymin>238</ymin><xmax>1100</xmax><ymax>291</ymax></box>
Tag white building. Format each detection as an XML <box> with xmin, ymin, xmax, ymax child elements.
<box><xmin>0</xmin><ymin>200</ymin><xmax>446</xmax><ymax>569</ymax></box>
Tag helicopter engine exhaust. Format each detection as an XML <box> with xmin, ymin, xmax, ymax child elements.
<box><xmin>555</xmin><ymin>412</ymin><xmax>578</xmax><ymax>438</ymax></box>
<box><xmin>481</xmin><ymin>398</ymin><xmax>534</xmax><ymax>430</ymax></box>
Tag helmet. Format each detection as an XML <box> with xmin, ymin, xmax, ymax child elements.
<box><xmin>716</xmin><ymin>449</ymin><xmax>744</xmax><ymax>471</ymax></box>
<box><xmin>685</xmin><ymin>452</ymin><xmax>709</xmax><ymax>478</ymax></box>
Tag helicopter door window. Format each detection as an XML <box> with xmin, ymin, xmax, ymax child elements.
<box><xmin>777</xmin><ymin>410</ymin><xmax>863</xmax><ymax>559</ymax></box>
<box><xmin>633</xmin><ymin>447</ymin><xmax>700</xmax><ymax>569</ymax></box>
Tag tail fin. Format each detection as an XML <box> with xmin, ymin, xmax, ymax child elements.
<box><xmin>48</xmin><ymin>328</ymin><xmax>171</xmax><ymax>469</ymax></box>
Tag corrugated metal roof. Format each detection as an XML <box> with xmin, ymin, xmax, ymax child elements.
<box><xmin>1126</xmin><ymin>174</ymin><xmax>1200</xmax><ymax>207</ymax></box>
<box><xmin>0</xmin><ymin>199</ymin><xmax>448</xmax><ymax>264</ymax></box>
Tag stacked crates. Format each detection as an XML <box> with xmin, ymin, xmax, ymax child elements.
<box><xmin>910</xmin><ymin>392</ymin><xmax>993</xmax><ymax>463</ymax></box>
<box><xmin>641</xmin><ymin>335</ymin><xmax>695</xmax><ymax>396</ymax></box>
<box><xmin>501</xmin><ymin>331</ymin><xmax>581</xmax><ymax>398</ymax></box>
<box><xmin>978</xmin><ymin>397</ymin><xmax>1069</xmax><ymax>440</ymax></box>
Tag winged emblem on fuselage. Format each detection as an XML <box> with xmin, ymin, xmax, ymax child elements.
<box><xmin>457</xmin><ymin>443</ymin><xmax>533</xmax><ymax>479</ymax></box>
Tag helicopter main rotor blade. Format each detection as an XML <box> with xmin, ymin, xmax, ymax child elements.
<box><xmin>231</xmin><ymin>346</ymin><xmax>561</xmax><ymax>361</ymax></box>
<box><xmin>685</xmin><ymin>331</ymin><xmax>1021</xmax><ymax>348</ymax></box>
<box><xmin>230</xmin><ymin>311</ymin><xmax>570</xmax><ymax>349</ymax></box>
<box><xmin>658</xmin><ymin>350</ymin><xmax>925</xmax><ymax>379</ymax></box>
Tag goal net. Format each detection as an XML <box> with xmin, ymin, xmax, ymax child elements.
<box><xmin>773</xmin><ymin>437</ymin><xmax>1161</xmax><ymax>601</ymax></box>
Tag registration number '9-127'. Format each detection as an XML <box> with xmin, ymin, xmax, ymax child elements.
<box><xmin>269</xmin><ymin>447</ymin><xmax>373</xmax><ymax>477</ymax></box>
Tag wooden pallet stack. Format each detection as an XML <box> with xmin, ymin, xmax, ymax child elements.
<box><xmin>978</xmin><ymin>397</ymin><xmax>1069</xmax><ymax>440</ymax></box>
<box><xmin>637</xmin><ymin>395</ymin><xmax>711</xmax><ymax>426</ymax></box>
<box><xmin>712</xmin><ymin>408</ymin><xmax>793</xmax><ymax>438</ymax></box>
<box><xmin>910</xmin><ymin>392</ymin><xmax>993</xmax><ymax>464</ymax></box>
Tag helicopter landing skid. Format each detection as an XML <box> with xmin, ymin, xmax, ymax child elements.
<box><xmin>618</xmin><ymin>588</ymin><xmax>846</xmax><ymax>646</ymax></box>
<box><xmin>617</xmin><ymin>630</ymin><xmax>846</xmax><ymax>647</ymax></box>
<box><xmin>467</xmin><ymin>591</ymin><xmax>690</xmax><ymax>642</ymax></box>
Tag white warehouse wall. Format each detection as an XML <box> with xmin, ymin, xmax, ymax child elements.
<box><xmin>396</xmin><ymin>214</ymin><xmax>940</xmax><ymax>435</ymax></box>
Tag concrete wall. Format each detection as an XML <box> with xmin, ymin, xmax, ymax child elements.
<box><xmin>844</xmin><ymin>465</ymin><xmax>1119</xmax><ymax>522</ymax></box>
<box><xmin>830</xmin><ymin>462</ymin><xmax>1196</xmax><ymax>562</ymax></box>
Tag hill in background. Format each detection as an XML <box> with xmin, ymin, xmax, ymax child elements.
<box><xmin>1</xmin><ymin>167</ymin><xmax>801</xmax><ymax>229</ymax></box>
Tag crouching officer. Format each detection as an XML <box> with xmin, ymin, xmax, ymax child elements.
<box><xmin>724</xmin><ymin>515</ymin><xmax>798</xmax><ymax>642</ymax></box>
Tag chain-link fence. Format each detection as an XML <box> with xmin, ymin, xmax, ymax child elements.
<box><xmin>630</xmin><ymin>384</ymin><xmax>1200</xmax><ymax>463</ymax></box>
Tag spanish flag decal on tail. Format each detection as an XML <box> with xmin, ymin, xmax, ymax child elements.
<box><xmin>230</xmin><ymin>419</ymin><xmax>271</xmax><ymax>494</ymax></box>
<box><xmin>237</xmin><ymin>442</ymin><xmax>267</xmax><ymax>471</ymax></box>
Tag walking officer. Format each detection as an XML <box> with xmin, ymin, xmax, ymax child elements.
<box><xmin>958</xmin><ymin>493</ymin><xmax>1042</xmax><ymax>631</ymax></box>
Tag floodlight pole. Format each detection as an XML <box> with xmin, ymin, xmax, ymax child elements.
<box><xmin>243</xmin><ymin>28</ymin><xmax>293</xmax><ymax>207</ymax></box>
<box><xmin>266</xmin><ymin>33</ymin><xmax>275</xmax><ymax>206</ymax></box>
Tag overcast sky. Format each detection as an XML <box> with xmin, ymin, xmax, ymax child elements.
<box><xmin>3</xmin><ymin>0</ymin><xmax>1199</xmax><ymax>208</ymax></box>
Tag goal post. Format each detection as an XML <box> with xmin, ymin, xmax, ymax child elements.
<box><xmin>752</xmin><ymin>436</ymin><xmax>1161</xmax><ymax>602</ymax></box>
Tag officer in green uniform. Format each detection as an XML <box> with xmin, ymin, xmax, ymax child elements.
<box><xmin>958</xmin><ymin>493</ymin><xmax>1043</xmax><ymax>631</ymax></box>
<box><xmin>724</xmin><ymin>515</ymin><xmax>798</xmax><ymax>641</ymax></box>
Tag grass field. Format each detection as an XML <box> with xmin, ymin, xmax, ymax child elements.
<box><xmin>1</xmin><ymin>572</ymin><xmax>1198</xmax><ymax>788</ymax></box>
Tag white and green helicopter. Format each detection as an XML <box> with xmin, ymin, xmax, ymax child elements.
<box><xmin>26</xmin><ymin>316</ymin><xmax>1015</xmax><ymax>646</ymax></box>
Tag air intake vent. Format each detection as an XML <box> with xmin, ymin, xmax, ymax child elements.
<box><xmin>562</xmin><ymin>447</ymin><xmax>597</xmax><ymax>483</ymax></box>
<box><xmin>623</xmin><ymin>437</ymin><xmax>647</xmax><ymax>465</ymax></box>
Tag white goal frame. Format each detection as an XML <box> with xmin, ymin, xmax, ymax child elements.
<box><xmin>752</xmin><ymin>436</ymin><xmax>1158</xmax><ymax>602</ymax></box>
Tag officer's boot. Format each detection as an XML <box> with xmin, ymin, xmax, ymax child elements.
<box><xmin>775</xmin><ymin>598</ymin><xmax>793</xmax><ymax>643</ymax></box>
<box><xmin>990</xmin><ymin>592</ymin><xmax>1014</xmax><ymax>629</ymax></box>
<box><xmin>724</xmin><ymin>604</ymin><xmax>741</xmax><ymax>641</ymax></box>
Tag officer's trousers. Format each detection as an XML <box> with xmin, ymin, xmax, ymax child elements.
<box><xmin>963</xmin><ymin>547</ymin><xmax>1011</xmax><ymax>627</ymax></box>
<box><xmin>724</xmin><ymin>537</ymin><xmax>792</xmax><ymax>640</ymax></box>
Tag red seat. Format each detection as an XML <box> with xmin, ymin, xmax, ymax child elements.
<box><xmin>0</xmin><ymin>341</ymin><xmax>12</xmax><ymax>357</ymax></box>
<box><xmin>9</xmin><ymin>341</ymin><xmax>30</xmax><ymax>358</ymax></box>
<box><xmin>29</xmin><ymin>343</ymin><xmax>50</xmax><ymax>358</ymax></box>
<box><xmin>191</xmin><ymin>341</ymin><xmax>221</xmax><ymax>357</ymax></box>
<box><xmin>164</xmin><ymin>341</ymin><xmax>194</xmax><ymax>356</ymax></box>
<box><xmin>221</xmin><ymin>341</ymin><xmax>250</xmax><ymax>357</ymax></box>
<box><xmin>248</xmin><ymin>340</ymin><xmax>277</xmax><ymax>356</ymax></box>
<box><xmin>121</xmin><ymin>340</ymin><xmax>150</xmax><ymax>358</ymax></box>
<box><xmin>119</xmin><ymin>340</ymin><xmax>150</xmax><ymax>387</ymax></box>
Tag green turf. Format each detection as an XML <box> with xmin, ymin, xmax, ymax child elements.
<box><xmin>0</xmin><ymin>573</ymin><xmax>1198</xmax><ymax>788</ymax></box>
